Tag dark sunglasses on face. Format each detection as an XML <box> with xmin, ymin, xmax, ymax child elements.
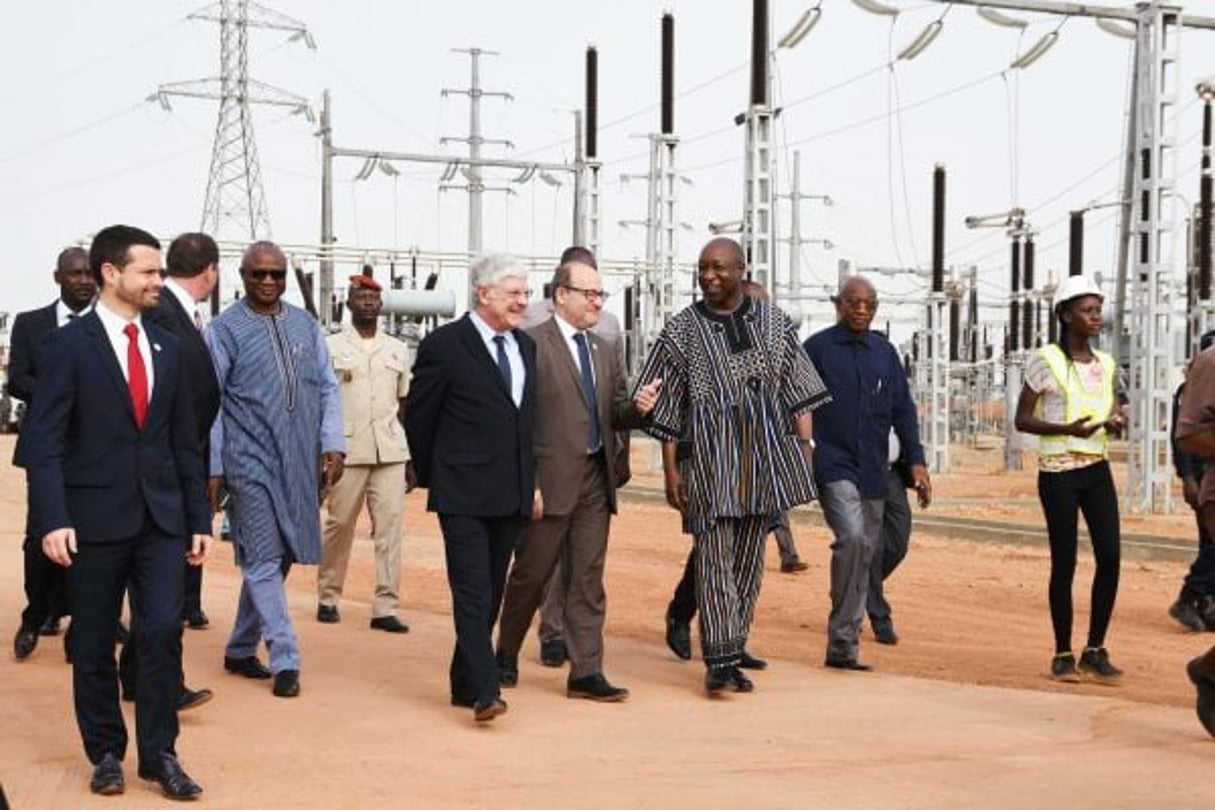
<box><xmin>247</xmin><ymin>269</ymin><xmax>287</xmax><ymax>281</ymax></box>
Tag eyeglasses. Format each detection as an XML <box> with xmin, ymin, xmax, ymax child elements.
<box><xmin>563</xmin><ymin>285</ymin><xmax>610</xmax><ymax>302</ymax></box>
<box><xmin>839</xmin><ymin>296</ymin><xmax>878</xmax><ymax>311</ymax></box>
<box><xmin>246</xmin><ymin>269</ymin><xmax>287</xmax><ymax>281</ymax></box>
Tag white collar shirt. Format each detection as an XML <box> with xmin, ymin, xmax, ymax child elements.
<box><xmin>95</xmin><ymin>299</ymin><xmax>155</xmax><ymax>397</ymax></box>
<box><xmin>469</xmin><ymin>310</ymin><xmax>524</xmax><ymax>407</ymax></box>
<box><xmin>56</xmin><ymin>299</ymin><xmax>93</xmax><ymax>328</ymax></box>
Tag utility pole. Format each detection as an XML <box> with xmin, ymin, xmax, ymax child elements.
<box><xmin>441</xmin><ymin>48</ymin><xmax>514</xmax><ymax>260</ymax></box>
<box><xmin>635</xmin><ymin>12</ymin><xmax>681</xmax><ymax>374</ymax></box>
<box><xmin>776</xmin><ymin>150</ymin><xmax>831</xmax><ymax>328</ymax></box>
<box><xmin>580</xmin><ymin>46</ymin><xmax>603</xmax><ymax>257</ymax></box>
<box><xmin>742</xmin><ymin>0</ymin><xmax>776</xmax><ymax>299</ymax></box>
<box><xmin>153</xmin><ymin>0</ymin><xmax>314</xmax><ymax>245</ymax></box>
<box><xmin>926</xmin><ymin>164</ymin><xmax>950</xmax><ymax>473</ymax></box>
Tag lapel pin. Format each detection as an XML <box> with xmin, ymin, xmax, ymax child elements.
<box><xmin>153</xmin><ymin>343</ymin><xmax>162</xmax><ymax>352</ymax></box>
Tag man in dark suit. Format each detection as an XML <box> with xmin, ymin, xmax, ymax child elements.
<box><xmin>495</xmin><ymin>258</ymin><xmax>656</xmax><ymax>702</ymax></box>
<box><xmin>9</xmin><ymin>246</ymin><xmax>95</xmax><ymax>660</ymax></box>
<box><xmin>405</xmin><ymin>253</ymin><xmax>537</xmax><ymax>723</ymax></box>
<box><xmin>22</xmin><ymin>225</ymin><xmax>210</xmax><ymax>799</ymax></box>
<box><xmin>148</xmin><ymin>233</ymin><xmax>221</xmax><ymax>629</ymax></box>
<box><xmin>119</xmin><ymin>233</ymin><xmax>220</xmax><ymax>712</ymax></box>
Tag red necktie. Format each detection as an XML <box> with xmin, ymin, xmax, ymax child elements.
<box><xmin>124</xmin><ymin>323</ymin><xmax>148</xmax><ymax>429</ymax></box>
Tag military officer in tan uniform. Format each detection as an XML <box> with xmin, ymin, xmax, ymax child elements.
<box><xmin>317</xmin><ymin>275</ymin><xmax>415</xmax><ymax>633</ymax></box>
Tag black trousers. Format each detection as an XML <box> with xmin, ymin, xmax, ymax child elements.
<box><xmin>67</xmin><ymin>518</ymin><xmax>185</xmax><ymax>768</ymax></box>
<box><xmin>20</xmin><ymin>533</ymin><xmax>67</xmax><ymax>631</ymax></box>
<box><xmin>438</xmin><ymin>514</ymin><xmax>519</xmax><ymax>705</ymax></box>
<box><xmin>183</xmin><ymin>565</ymin><xmax>203</xmax><ymax>616</ymax></box>
<box><xmin>1037</xmin><ymin>461</ymin><xmax>1121</xmax><ymax>654</ymax></box>
<box><xmin>1189</xmin><ymin>504</ymin><xmax>1215</xmax><ymax>597</ymax></box>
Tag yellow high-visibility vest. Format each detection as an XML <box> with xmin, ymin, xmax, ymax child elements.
<box><xmin>1034</xmin><ymin>343</ymin><xmax>1116</xmax><ymax>458</ymax></box>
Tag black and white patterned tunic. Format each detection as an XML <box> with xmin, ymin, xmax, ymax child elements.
<box><xmin>635</xmin><ymin>296</ymin><xmax>831</xmax><ymax>535</ymax></box>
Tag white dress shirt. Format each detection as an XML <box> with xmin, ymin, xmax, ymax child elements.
<box><xmin>56</xmin><ymin>299</ymin><xmax>94</xmax><ymax>328</ymax></box>
<box><xmin>94</xmin><ymin>300</ymin><xmax>155</xmax><ymax>397</ymax></box>
<box><xmin>469</xmin><ymin>310</ymin><xmax>524</xmax><ymax>407</ymax></box>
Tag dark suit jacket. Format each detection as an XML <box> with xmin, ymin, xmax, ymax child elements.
<box><xmin>527</xmin><ymin>317</ymin><xmax>636</xmax><ymax>516</ymax></box>
<box><xmin>22</xmin><ymin>311</ymin><xmax>211</xmax><ymax>543</ymax></box>
<box><xmin>405</xmin><ymin>314</ymin><xmax>536</xmax><ymax>518</ymax></box>
<box><xmin>6</xmin><ymin>301</ymin><xmax>57</xmax><ymax>403</ymax></box>
<box><xmin>7</xmin><ymin>302</ymin><xmax>58</xmax><ymax>469</ymax></box>
<box><xmin>144</xmin><ymin>289</ymin><xmax>220</xmax><ymax>446</ymax></box>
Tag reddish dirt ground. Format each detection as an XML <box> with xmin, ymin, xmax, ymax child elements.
<box><xmin>3</xmin><ymin>435</ymin><xmax>1214</xmax><ymax>808</ymax></box>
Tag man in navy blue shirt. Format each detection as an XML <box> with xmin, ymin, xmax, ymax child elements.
<box><xmin>803</xmin><ymin>276</ymin><xmax>931</xmax><ymax>670</ymax></box>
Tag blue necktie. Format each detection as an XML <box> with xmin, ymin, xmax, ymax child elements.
<box><xmin>573</xmin><ymin>332</ymin><xmax>602</xmax><ymax>452</ymax></box>
<box><xmin>493</xmin><ymin>335</ymin><xmax>512</xmax><ymax>396</ymax></box>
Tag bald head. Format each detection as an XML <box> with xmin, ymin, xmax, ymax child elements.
<box><xmin>834</xmin><ymin>275</ymin><xmax>878</xmax><ymax>334</ymax></box>
<box><xmin>700</xmin><ymin>237</ymin><xmax>744</xmax><ymax>267</ymax></box>
<box><xmin>57</xmin><ymin>246</ymin><xmax>88</xmax><ymax>273</ymax></box>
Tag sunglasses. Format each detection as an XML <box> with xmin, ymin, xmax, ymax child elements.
<box><xmin>246</xmin><ymin>269</ymin><xmax>287</xmax><ymax>281</ymax></box>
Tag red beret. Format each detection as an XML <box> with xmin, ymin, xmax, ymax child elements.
<box><xmin>348</xmin><ymin>274</ymin><xmax>382</xmax><ymax>292</ymax></box>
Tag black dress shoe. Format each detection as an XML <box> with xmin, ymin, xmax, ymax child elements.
<box><xmin>730</xmin><ymin>668</ymin><xmax>755</xmax><ymax>693</ymax></box>
<box><xmin>138</xmin><ymin>752</ymin><xmax>202</xmax><ymax>800</ymax></box>
<box><xmin>540</xmin><ymin>639</ymin><xmax>568</xmax><ymax>667</ymax></box>
<box><xmin>223</xmin><ymin>655</ymin><xmax>272</xmax><ymax>679</ymax></box>
<box><xmin>1187</xmin><ymin>657</ymin><xmax>1215</xmax><ymax>738</ymax></box>
<box><xmin>871</xmin><ymin>617</ymin><xmax>899</xmax><ymax>645</ymax></box>
<box><xmin>496</xmin><ymin>651</ymin><xmax>519</xmax><ymax>688</ymax></box>
<box><xmin>369</xmin><ymin>615</ymin><xmax>410</xmax><ymax>633</ymax></box>
<box><xmin>13</xmin><ymin>627</ymin><xmax>38</xmax><ymax>660</ymax></box>
<box><xmin>824</xmin><ymin>657</ymin><xmax>873</xmax><ymax>671</ymax></box>
<box><xmin>665</xmin><ymin>610</ymin><xmax>693</xmax><ymax>661</ymax></box>
<box><xmin>473</xmin><ymin>697</ymin><xmax>508</xmax><ymax>722</ymax></box>
<box><xmin>38</xmin><ymin>616</ymin><xmax>62</xmax><ymax>636</ymax></box>
<box><xmin>183</xmin><ymin>609</ymin><xmax>209</xmax><ymax>630</ymax></box>
<box><xmin>177</xmin><ymin>686</ymin><xmax>213</xmax><ymax>712</ymax></box>
<box><xmin>316</xmin><ymin>604</ymin><xmax>340</xmax><ymax>624</ymax></box>
<box><xmin>272</xmin><ymin>669</ymin><xmax>301</xmax><ymax>698</ymax></box>
<box><xmin>90</xmin><ymin>753</ymin><xmax>125</xmax><ymax>796</ymax></box>
<box><xmin>738</xmin><ymin>651</ymin><xmax>768</xmax><ymax>670</ymax></box>
<box><xmin>705</xmin><ymin>668</ymin><xmax>736</xmax><ymax>694</ymax></box>
<box><xmin>567</xmin><ymin>673</ymin><xmax>630</xmax><ymax>702</ymax></box>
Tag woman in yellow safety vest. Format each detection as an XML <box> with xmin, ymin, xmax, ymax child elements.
<box><xmin>1014</xmin><ymin>274</ymin><xmax>1127</xmax><ymax>685</ymax></box>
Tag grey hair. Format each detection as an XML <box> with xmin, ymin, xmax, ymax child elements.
<box><xmin>470</xmin><ymin>253</ymin><xmax>528</xmax><ymax>292</ymax></box>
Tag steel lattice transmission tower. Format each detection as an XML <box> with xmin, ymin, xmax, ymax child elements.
<box><xmin>152</xmin><ymin>0</ymin><xmax>314</xmax><ymax>241</ymax></box>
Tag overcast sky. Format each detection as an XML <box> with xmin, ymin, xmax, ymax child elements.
<box><xmin>3</xmin><ymin>0</ymin><xmax>1213</xmax><ymax>330</ymax></box>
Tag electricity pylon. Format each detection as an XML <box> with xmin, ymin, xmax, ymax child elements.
<box><xmin>152</xmin><ymin>0</ymin><xmax>315</xmax><ymax>241</ymax></box>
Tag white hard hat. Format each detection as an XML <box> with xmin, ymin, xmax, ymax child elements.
<box><xmin>1054</xmin><ymin>274</ymin><xmax>1103</xmax><ymax>306</ymax></box>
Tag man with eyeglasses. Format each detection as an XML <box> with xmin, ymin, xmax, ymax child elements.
<box><xmin>522</xmin><ymin>245</ymin><xmax>629</xmax><ymax>669</ymax></box>
<box><xmin>635</xmin><ymin>237</ymin><xmax>830</xmax><ymax>696</ymax></box>
<box><xmin>205</xmin><ymin>241</ymin><xmax>345</xmax><ymax>700</ymax></box>
<box><xmin>803</xmin><ymin>275</ymin><xmax>931</xmax><ymax>672</ymax></box>
<box><xmin>405</xmin><ymin>253</ymin><xmax>537</xmax><ymax>723</ymax></box>
<box><xmin>494</xmin><ymin>258</ymin><xmax>657</xmax><ymax>703</ymax></box>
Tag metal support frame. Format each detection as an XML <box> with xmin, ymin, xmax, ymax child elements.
<box><xmin>925</xmin><ymin>293</ymin><xmax>951</xmax><ymax>473</ymax></box>
<box><xmin>637</xmin><ymin>133</ymin><xmax>680</xmax><ymax>375</ymax></box>
<box><xmin>584</xmin><ymin>160</ymin><xmax>603</xmax><ymax>259</ymax></box>
<box><xmin>742</xmin><ymin>106</ymin><xmax>776</xmax><ymax>298</ymax></box>
<box><xmin>1126</xmin><ymin>3</ymin><xmax>1181</xmax><ymax>514</ymax></box>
